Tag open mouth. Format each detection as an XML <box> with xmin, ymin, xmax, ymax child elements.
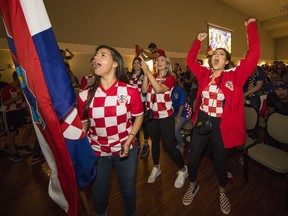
<box><xmin>214</xmin><ymin>59</ymin><xmax>219</xmax><ymax>65</ymax></box>
<box><xmin>94</xmin><ymin>62</ymin><xmax>101</xmax><ymax>69</ymax></box>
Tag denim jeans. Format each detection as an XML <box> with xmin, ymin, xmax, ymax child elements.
<box><xmin>174</xmin><ymin>116</ymin><xmax>188</xmax><ymax>147</ymax></box>
<box><xmin>92</xmin><ymin>146</ymin><xmax>138</xmax><ymax>216</ymax></box>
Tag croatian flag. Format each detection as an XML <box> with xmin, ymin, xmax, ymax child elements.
<box><xmin>0</xmin><ymin>0</ymin><xmax>97</xmax><ymax>215</ymax></box>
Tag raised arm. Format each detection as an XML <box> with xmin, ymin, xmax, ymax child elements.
<box><xmin>237</xmin><ymin>18</ymin><xmax>261</xmax><ymax>84</ymax></box>
<box><xmin>186</xmin><ymin>32</ymin><xmax>209</xmax><ymax>78</ymax></box>
<box><xmin>141</xmin><ymin>60</ymin><xmax>170</xmax><ymax>93</ymax></box>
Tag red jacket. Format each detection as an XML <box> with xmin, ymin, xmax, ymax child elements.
<box><xmin>186</xmin><ymin>21</ymin><xmax>260</xmax><ymax>148</ymax></box>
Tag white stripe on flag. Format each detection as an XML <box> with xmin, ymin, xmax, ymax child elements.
<box><xmin>20</xmin><ymin>0</ymin><xmax>51</xmax><ymax>36</ymax></box>
<box><xmin>33</xmin><ymin>123</ymin><xmax>69</xmax><ymax>212</ymax></box>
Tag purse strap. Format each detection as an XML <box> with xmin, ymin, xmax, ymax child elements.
<box><xmin>216</xmin><ymin>74</ymin><xmax>223</xmax><ymax>89</ymax></box>
<box><xmin>150</xmin><ymin>93</ymin><xmax>156</xmax><ymax>110</ymax></box>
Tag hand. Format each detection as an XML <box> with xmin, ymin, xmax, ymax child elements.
<box><xmin>140</xmin><ymin>60</ymin><xmax>150</xmax><ymax>74</ymax></box>
<box><xmin>245</xmin><ymin>18</ymin><xmax>256</xmax><ymax>26</ymax></box>
<box><xmin>175</xmin><ymin>118</ymin><xmax>180</xmax><ymax>128</ymax></box>
<box><xmin>119</xmin><ymin>145</ymin><xmax>129</xmax><ymax>158</ymax></box>
<box><xmin>197</xmin><ymin>32</ymin><xmax>207</xmax><ymax>41</ymax></box>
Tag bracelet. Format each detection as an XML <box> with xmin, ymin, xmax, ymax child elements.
<box><xmin>129</xmin><ymin>133</ymin><xmax>136</xmax><ymax>137</ymax></box>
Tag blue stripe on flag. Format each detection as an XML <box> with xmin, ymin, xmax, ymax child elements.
<box><xmin>32</xmin><ymin>29</ymin><xmax>75</xmax><ymax>119</ymax></box>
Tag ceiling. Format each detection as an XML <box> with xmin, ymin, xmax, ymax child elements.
<box><xmin>217</xmin><ymin>0</ymin><xmax>288</xmax><ymax>38</ymax></box>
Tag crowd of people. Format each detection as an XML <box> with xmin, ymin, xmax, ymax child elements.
<box><xmin>0</xmin><ymin>48</ymin><xmax>79</xmax><ymax>163</ymax></box>
<box><xmin>1</xmin><ymin>17</ymin><xmax>288</xmax><ymax>216</ymax></box>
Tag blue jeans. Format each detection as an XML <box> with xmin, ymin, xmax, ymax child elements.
<box><xmin>175</xmin><ymin>116</ymin><xmax>188</xmax><ymax>147</ymax></box>
<box><xmin>91</xmin><ymin>146</ymin><xmax>138</xmax><ymax>216</ymax></box>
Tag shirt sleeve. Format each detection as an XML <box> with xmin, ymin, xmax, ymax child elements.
<box><xmin>178</xmin><ymin>87</ymin><xmax>187</xmax><ymax>105</ymax></box>
<box><xmin>79</xmin><ymin>76</ymin><xmax>87</xmax><ymax>90</ymax></box>
<box><xmin>77</xmin><ymin>90</ymin><xmax>89</xmax><ymax>120</ymax></box>
<box><xmin>257</xmin><ymin>66</ymin><xmax>265</xmax><ymax>81</ymax></box>
<box><xmin>163</xmin><ymin>75</ymin><xmax>175</xmax><ymax>90</ymax></box>
<box><xmin>129</xmin><ymin>86</ymin><xmax>144</xmax><ymax>116</ymax></box>
<box><xmin>186</xmin><ymin>39</ymin><xmax>210</xmax><ymax>79</ymax></box>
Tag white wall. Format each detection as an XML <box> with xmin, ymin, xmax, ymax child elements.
<box><xmin>275</xmin><ymin>37</ymin><xmax>288</xmax><ymax>60</ymax></box>
<box><xmin>0</xmin><ymin>0</ymin><xmax>283</xmax><ymax>82</ymax></box>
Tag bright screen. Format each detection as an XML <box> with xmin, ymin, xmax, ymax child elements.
<box><xmin>208</xmin><ymin>24</ymin><xmax>232</xmax><ymax>54</ymax></box>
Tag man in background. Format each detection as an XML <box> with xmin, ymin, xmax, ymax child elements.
<box><xmin>267</xmin><ymin>80</ymin><xmax>288</xmax><ymax>115</ymax></box>
<box><xmin>139</xmin><ymin>43</ymin><xmax>166</xmax><ymax>62</ymax></box>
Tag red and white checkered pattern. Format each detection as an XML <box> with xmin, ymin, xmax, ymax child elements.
<box><xmin>79</xmin><ymin>74</ymin><xmax>95</xmax><ymax>91</ymax></box>
<box><xmin>0</xmin><ymin>84</ymin><xmax>26</xmax><ymax>112</ymax></box>
<box><xmin>78</xmin><ymin>80</ymin><xmax>143</xmax><ymax>156</ymax></box>
<box><xmin>129</xmin><ymin>73</ymin><xmax>146</xmax><ymax>102</ymax></box>
<box><xmin>146</xmin><ymin>74</ymin><xmax>175</xmax><ymax>119</ymax></box>
<box><xmin>61</xmin><ymin>107</ymin><xmax>86</xmax><ymax>140</ymax></box>
<box><xmin>200</xmin><ymin>82</ymin><xmax>225</xmax><ymax>117</ymax></box>
<box><xmin>184</xmin><ymin>102</ymin><xmax>193</xmax><ymax>119</ymax></box>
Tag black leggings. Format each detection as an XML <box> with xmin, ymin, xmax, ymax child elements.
<box><xmin>134</xmin><ymin>102</ymin><xmax>149</xmax><ymax>141</ymax></box>
<box><xmin>188</xmin><ymin>110</ymin><xmax>228</xmax><ymax>187</ymax></box>
<box><xmin>147</xmin><ymin>115</ymin><xmax>185</xmax><ymax>169</ymax></box>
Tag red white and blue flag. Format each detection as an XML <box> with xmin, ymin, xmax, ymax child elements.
<box><xmin>0</xmin><ymin>0</ymin><xmax>97</xmax><ymax>215</ymax></box>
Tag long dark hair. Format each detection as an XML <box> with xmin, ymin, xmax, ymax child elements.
<box><xmin>131</xmin><ymin>57</ymin><xmax>144</xmax><ymax>78</ymax></box>
<box><xmin>83</xmin><ymin>45</ymin><xmax>128</xmax><ymax>118</ymax></box>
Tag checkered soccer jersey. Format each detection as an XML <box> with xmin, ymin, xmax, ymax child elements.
<box><xmin>200</xmin><ymin>82</ymin><xmax>225</xmax><ymax>117</ymax></box>
<box><xmin>78</xmin><ymin>80</ymin><xmax>143</xmax><ymax>156</ymax></box>
<box><xmin>79</xmin><ymin>74</ymin><xmax>95</xmax><ymax>91</ymax></box>
<box><xmin>129</xmin><ymin>73</ymin><xmax>146</xmax><ymax>102</ymax></box>
<box><xmin>0</xmin><ymin>84</ymin><xmax>26</xmax><ymax>112</ymax></box>
<box><xmin>146</xmin><ymin>74</ymin><xmax>175</xmax><ymax>119</ymax></box>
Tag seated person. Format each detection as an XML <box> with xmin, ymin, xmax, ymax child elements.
<box><xmin>266</xmin><ymin>80</ymin><xmax>288</xmax><ymax>115</ymax></box>
<box><xmin>266</xmin><ymin>80</ymin><xmax>288</xmax><ymax>151</ymax></box>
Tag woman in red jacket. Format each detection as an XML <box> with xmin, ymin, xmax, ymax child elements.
<box><xmin>182</xmin><ymin>18</ymin><xmax>260</xmax><ymax>215</ymax></box>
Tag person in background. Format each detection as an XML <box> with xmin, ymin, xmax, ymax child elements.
<box><xmin>190</xmin><ymin>60</ymin><xmax>202</xmax><ymax>106</ymax></box>
<box><xmin>171</xmin><ymin>71</ymin><xmax>192</xmax><ymax>154</ymax></box>
<box><xmin>243</xmin><ymin>66</ymin><xmax>264</xmax><ymax>111</ymax></box>
<box><xmin>65</xmin><ymin>63</ymin><xmax>79</xmax><ymax>88</ymax></box>
<box><xmin>141</xmin><ymin>55</ymin><xmax>188</xmax><ymax>189</ymax></box>
<box><xmin>78</xmin><ymin>45</ymin><xmax>143</xmax><ymax>216</ymax></box>
<box><xmin>0</xmin><ymin>71</ymin><xmax>8</xmax><ymax>137</ymax></box>
<box><xmin>263</xmin><ymin>72</ymin><xmax>281</xmax><ymax>94</ymax></box>
<box><xmin>138</xmin><ymin>43</ymin><xmax>166</xmax><ymax>62</ymax></box>
<box><xmin>182</xmin><ymin>66</ymin><xmax>193</xmax><ymax>98</ymax></box>
<box><xmin>129</xmin><ymin>57</ymin><xmax>150</xmax><ymax>158</ymax></box>
<box><xmin>60</xmin><ymin>48</ymin><xmax>74</xmax><ymax>66</ymax></box>
<box><xmin>275</xmin><ymin>61</ymin><xmax>286</xmax><ymax>79</ymax></box>
<box><xmin>173</xmin><ymin>63</ymin><xmax>182</xmax><ymax>73</ymax></box>
<box><xmin>183</xmin><ymin>18</ymin><xmax>260</xmax><ymax>215</ymax></box>
<box><xmin>1</xmin><ymin>71</ymin><xmax>34</xmax><ymax>162</ymax></box>
<box><xmin>79</xmin><ymin>57</ymin><xmax>96</xmax><ymax>92</ymax></box>
<box><xmin>206</xmin><ymin>45</ymin><xmax>213</xmax><ymax>68</ymax></box>
<box><xmin>266</xmin><ymin>80</ymin><xmax>288</xmax><ymax>115</ymax></box>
